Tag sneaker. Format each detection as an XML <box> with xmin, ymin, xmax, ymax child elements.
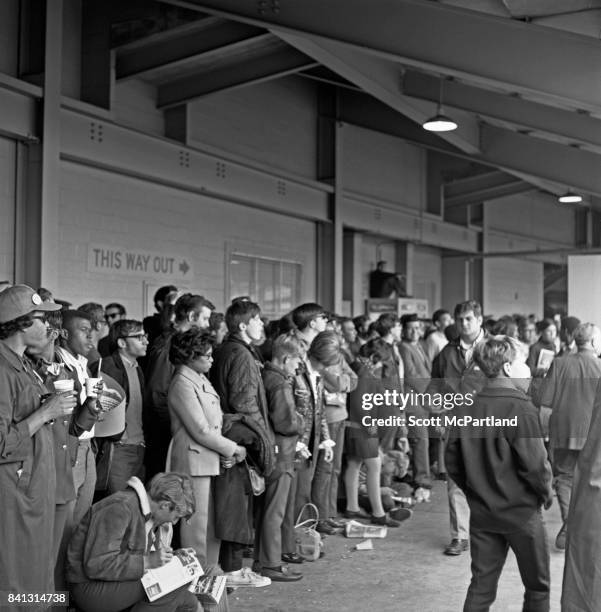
<box><xmin>414</xmin><ymin>487</ymin><xmax>431</xmax><ymax>503</ymax></box>
<box><xmin>225</xmin><ymin>567</ymin><xmax>271</xmax><ymax>588</ymax></box>
<box><xmin>389</xmin><ymin>507</ymin><xmax>413</xmax><ymax>523</ymax></box>
<box><xmin>555</xmin><ymin>524</ymin><xmax>567</xmax><ymax>550</ymax></box>
<box><xmin>443</xmin><ymin>539</ymin><xmax>469</xmax><ymax>556</ymax></box>
<box><xmin>371</xmin><ymin>513</ymin><xmax>402</xmax><ymax>527</ymax></box>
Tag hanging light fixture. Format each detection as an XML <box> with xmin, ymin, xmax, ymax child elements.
<box><xmin>558</xmin><ymin>190</ymin><xmax>583</xmax><ymax>204</ymax></box>
<box><xmin>422</xmin><ymin>77</ymin><xmax>457</xmax><ymax>132</ymax></box>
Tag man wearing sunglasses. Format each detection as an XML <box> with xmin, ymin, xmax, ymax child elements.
<box><xmin>98</xmin><ymin>303</ymin><xmax>127</xmax><ymax>358</ymax></box>
<box><xmin>100</xmin><ymin>320</ymin><xmax>148</xmax><ymax>494</ymax></box>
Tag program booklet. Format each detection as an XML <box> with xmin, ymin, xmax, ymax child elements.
<box><xmin>194</xmin><ymin>575</ymin><xmax>227</xmax><ymax>605</ymax></box>
<box><xmin>141</xmin><ymin>548</ymin><xmax>204</xmax><ymax>602</ymax></box>
<box><xmin>536</xmin><ymin>348</ymin><xmax>555</xmax><ymax>371</ymax></box>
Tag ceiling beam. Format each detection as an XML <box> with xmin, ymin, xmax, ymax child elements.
<box><xmin>157</xmin><ymin>46</ymin><xmax>318</xmax><ymax>107</ymax></box>
<box><xmin>481</xmin><ymin>125</ymin><xmax>601</xmax><ymax>198</ymax></box>
<box><xmin>402</xmin><ymin>71</ymin><xmax>601</xmax><ymax>149</ymax></box>
<box><xmin>167</xmin><ymin>0</ymin><xmax>601</xmax><ymax>112</ymax></box>
<box><xmin>276</xmin><ymin>31</ymin><xmax>481</xmax><ymax>154</ymax></box>
<box><xmin>115</xmin><ymin>19</ymin><xmax>267</xmax><ymax>80</ymax></box>
<box><xmin>335</xmin><ymin>89</ymin><xmax>463</xmax><ymax>157</ymax></box>
<box><xmin>444</xmin><ymin>171</ymin><xmax>517</xmax><ymax>199</ymax></box>
<box><xmin>445</xmin><ymin>179</ymin><xmax>533</xmax><ymax>209</ymax></box>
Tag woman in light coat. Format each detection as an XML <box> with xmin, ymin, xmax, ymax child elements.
<box><xmin>167</xmin><ymin>329</ymin><xmax>246</xmax><ymax>567</ymax></box>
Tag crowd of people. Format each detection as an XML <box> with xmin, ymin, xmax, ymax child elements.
<box><xmin>0</xmin><ymin>281</ymin><xmax>599</xmax><ymax>611</ymax></box>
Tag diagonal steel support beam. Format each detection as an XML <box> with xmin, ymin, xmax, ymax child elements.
<box><xmin>277</xmin><ymin>31</ymin><xmax>481</xmax><ymax>154</ymax></box>
<box><xmin>157</xmin><ymin>46</ymin><xmax>318</xmax><ymax>107</ymax></box>
<box><xmin>402</xmin><ymin>71</ymin><xmax>601</xmax><ymax>149</ymax></box>
<box><xmin>166</xmin><ymin>0</ymin><xmax>601</xmax><ymax>111</ymax></box>
<box><xmin>481</xmin><ymin>125</ymin><xmax>601</xmax><ymax>197</ymax></box>
<box><xmin>116</xmin><ymin>18</ymin><xmax>266</xmax><ymax>80</ymax></box>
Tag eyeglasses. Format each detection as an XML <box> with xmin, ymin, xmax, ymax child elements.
<box><xmin>122</xmin><ymin>333</ymin><xmax>148</xmax><ymax>341</ymax></box>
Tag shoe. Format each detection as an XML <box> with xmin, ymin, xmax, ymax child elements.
<box><xmin>414</xmin><ymin>487</ymin><xmax>432</xmax><ymax>503</ymax></box>
<box><xmin>444</xmin><ymin>539</ymin><xmax>469</xmax><ymax>556</ymax></box>
<box><xmin>224</xmin><ymin>567</ymin><xmax>271</xmax><ymax>588</ymax></box>
<box><xmin>436</xmin><ymin>472</ymin><xmax>448</xmax><ymax>482</ymax></box>
<box><xmin>344</xmin><ymin>509</ymin><xmax>370</xmax><ymax>520</ymax></box>
<box><xmin>555</xmin><ymin>524</ymin><xmax>567</xmax><ymax>550</ymax></box>
<box><xmin>388</xmin><ymin>507</ymin><xmax>413</xmax><ymax>523</ymax></box>
<box><xmin>371</xmin><ymin>513</ymin><xmax>401</xmax><ymax>527</ymax></box>
<box><xmin>316</xmin><ymin>520</ymin><xmax>339</xmax><ymax>535</ymax></box>
<box><xmin>327</xmin><ymin>518</ymin><xmax>347</xmax><ymax>529</ymax></box>
<box><xmin>281</xmin><ymin>552</ymin><xmax>304</xmax><ymax>564</ymax></box>
<box><xmin>261</xmin><ymin>566</ymin><xmax>303</xmax><ymax>582</ymax></box>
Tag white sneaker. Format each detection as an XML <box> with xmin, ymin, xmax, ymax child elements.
<box><xmin>414</xmin><ymin>487</ymin><xmax>431</xmax><ymax>503</ymax></box>
<box><xmin>225</xmin><ymin>567</ymin><xmax>271</xmax><ymax>588</ymax></box>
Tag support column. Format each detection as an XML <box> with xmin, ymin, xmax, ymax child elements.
<box><xmin>316</xmin><ymin>85</ymin><xmax>343</xmax><ymax>313</ymax></box>
<box><xmin>343</xmin><ymin>230</ymin><xmax>363</xmax><ymax>316</ymax></box>
<box><xmin>39</xmin><ymin>0</ymin><xmax>63</xmax><ymax>290</ymax></box>
<box><xmin>395</xmin><ymin>242</ymin><xmax>414</xmax><ymax>297</ymax></box>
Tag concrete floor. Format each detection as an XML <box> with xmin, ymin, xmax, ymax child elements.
<box><xmin>228</xmin><ymin>480</ymin><xmax>565</xmax><ymax>612</ymax></box>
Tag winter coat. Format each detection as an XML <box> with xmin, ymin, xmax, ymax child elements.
<box><xmin>167</xmin><ymin>365</ymin><xmax>237</xmax><ymax>476</ymax></box>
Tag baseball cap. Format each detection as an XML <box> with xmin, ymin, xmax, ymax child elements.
<box><xmin>0</xmin><ymin>284</ymin><xmax>61</xmax><ymax>324</ymax></box>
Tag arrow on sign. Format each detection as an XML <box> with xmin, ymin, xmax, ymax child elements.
<box><xmin>179</xmin><ymin>260</ymin><xmax>190</xmax><ymax>275</ymax></box>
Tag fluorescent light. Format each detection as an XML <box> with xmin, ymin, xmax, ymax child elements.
<box><xmin>423</xmin><ymin>112</ymin><xmax>458</xmax><ymax>132</ymax></box>
<box><xmin>558</xmin><ymin>191</ymin><xmax>583</xmax><ymax>204</ymax></box>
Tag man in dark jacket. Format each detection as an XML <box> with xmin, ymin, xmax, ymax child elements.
<box><xmin>144</xmin><ymin>293</ymin><xmax>213</xmax><ymax>481</ymax></box>
<box><xmin>211</xmin><ymin>300</ymin><xmax>272</xmax><ymax>434</ymax></box>
<box><xmin>67</xmin><ymin>473</ymin><xmax>200</xmax><ymax>612</ymax></box>
<box><xmin>445</xmin><ymin>336</ymin><xmax>553</xmax><ymax>612</ymax></box>
<box><xmin>101</xmin><ymin>319</ymin><xmax>148</xmax><ymax>493</ymax></box>
<box><xmin>211</xmin><ymin>299</ymin><xmax>276</xmax><ymax>575</ymax></box>
<box><xmin>537</xmin><ymin>322</ymin><xmax>601</xmax><ymax>550</ymax></box>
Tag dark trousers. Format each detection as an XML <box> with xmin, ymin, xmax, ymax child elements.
<box><xmin>219</xmin><ymin>541</ymin><xmax>246</xmax><ymax>573</ymax></box>
<box><xmin>464</xmin><ymin>511</ymin><xmax>550</xmax><ymax>612</ymax></box>
<box><xmin>551</xmin><ymin>447</ymin><xmax>579</xmax><ymax>523</ymax></box>
<box><xmin>255</xmin><ymin>471</ymin><xmax>293</xmax><ymax>568</ymax></box>
<box><xmin>311</xmin><ymin>420</ymin><xmax>345</xmax><ymax>518</ymax></box>
<box><xmin>282</xmin><ymin>461</ymin><xmax>312</xmax><ymax>554</ymax></box>
<box><xmin>108</xmin><ymin>444</ymin><xmax>146</xmax><ymax>494</ymax></box>
<box><xmin>71</xmin><ymin>581</ymin><xmax>198</xmax><ymax>612</ymax></box>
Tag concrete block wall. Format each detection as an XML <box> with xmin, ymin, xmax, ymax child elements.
<box><xmin>342</xmin><ymin>125</ymin><xmax>425</xmax><ymax>210</ymax></box>
<box><xmin>188</xmin><ymin>77</ymin><xmax>317</xmax><ymax>179</ymax></box>
<box><xmin>58</xmin><ymin>162</ymin><xmax>316</xmax><ymax>319</ymax></box>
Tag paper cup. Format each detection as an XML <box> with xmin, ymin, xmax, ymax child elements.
<box><xmin>85</xmin><ymin>377</ymin><xmax>101</xmax><ymax>398</ymax></box>
<box><xmin>53</xmin><ymin>379</ymin><xmax>74</xmax><ymax>394</ymax></box>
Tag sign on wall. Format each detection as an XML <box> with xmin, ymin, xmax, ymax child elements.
<box><xmin>88</xmin><ymin>243</ymin><xmax>194</xmax><ymax>281</ymax></box>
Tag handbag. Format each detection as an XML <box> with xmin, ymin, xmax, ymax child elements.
<box><xmin>294</xmin><ymin>503</ymin><xmax>323</xmax><ymax>562</ymax></box>
<box><xmin>244</xmin><ymin>459</ymin><xmax>265</xmax><ymax>496</ymax></box>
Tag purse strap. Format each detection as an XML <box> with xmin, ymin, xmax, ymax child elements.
<box><xmin>295</xmin><ymin>502</ymin><xmax>319</xmax><ymax>528</ymax></box>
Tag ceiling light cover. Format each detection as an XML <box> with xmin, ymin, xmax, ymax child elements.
<box><xmin>558</xmin><ymin>192</ymin><xmax>583</xmax><ymax>204</ymax></box>
<box><xmin>422</xmin><ymin>112</ymin><xmax>458</xmax><ymax>132</ymax></box>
